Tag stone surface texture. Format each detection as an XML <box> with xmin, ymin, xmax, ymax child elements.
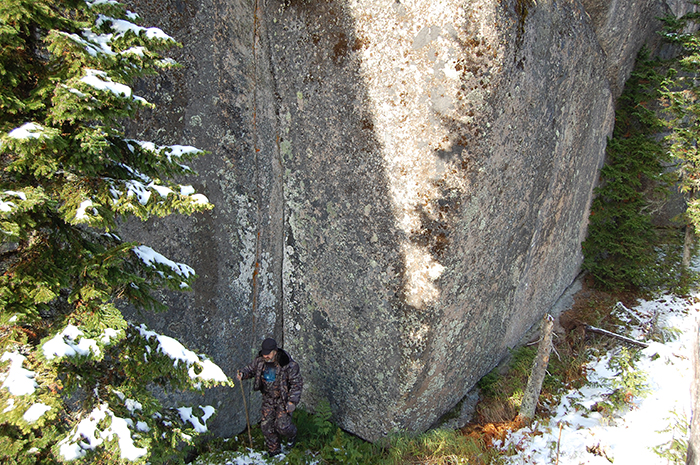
<box><xmin>121</xmin><ymin>0</ymin><xmax>679</xmax><ymax>441</ymax></box>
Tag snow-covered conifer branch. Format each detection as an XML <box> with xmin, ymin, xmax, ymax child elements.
<box><xmin>0</xmin><ymin>0</ymin><xmax>220</xmax><ymax>461</ymax></box>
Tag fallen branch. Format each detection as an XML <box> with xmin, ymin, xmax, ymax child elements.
<box><xmin>614</xmin><ymin>301</ymin><xmax>642</xmax><ymax>324</ymax></box>
<box><xmin>556</xmin><ymin>421</ymin><xmax>564</xmax><ymax>465</ymax></box>
<box><xmin>584</xmin><ymin>325</ymin><xmax>649</xmax><ymax>348</ymax></box>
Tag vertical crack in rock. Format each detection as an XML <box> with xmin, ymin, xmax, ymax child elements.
<box><xmin>256</xmin><ymin>0</ymin><xmax>288</xmax><ymax>343</ymax></box>
<box><xmin>249</xmin><ymin>0</ymin><xmax>286</xmax><ymax>345</ymax></box>
<box><xmin>250</xmin><ymin>0</ymin><xmax>263</xmax><ymax>349</ymax></box>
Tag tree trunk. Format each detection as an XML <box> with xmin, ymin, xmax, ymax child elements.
<box><xmin>687</xmin><ymin>318</ymin><xmax>700</xmax><ymax>465</ymax></box>
<box><xmin>517</xmin><ymin>314</ymin><xmax>555</xmax><ymax>425</ymax></box>
<box><xmin>683</xmin><ymin>224</ymin><xmax>694</xmax><ymax>271</ymax></box>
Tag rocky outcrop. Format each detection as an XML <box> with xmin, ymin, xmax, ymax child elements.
<box><xmin>122</xmin><ymin>0</ymin><xmax>674</xmax><ymax>441</ymax></box>
<box><xmin>581</xmin><ymin>0</ymin><xmax>697</xmax><ymax>99</ymax></box>
<box><xmin>581</xmin><ymin>0</ymin><xmax>663</xmax><ymax>98</ymax></box>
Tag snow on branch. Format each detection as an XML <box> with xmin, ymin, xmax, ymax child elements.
<box><xmin>0</xmin><ymin>353</ymin><xmax>52</xmax><ymax>423</ymax></box>
<box><xmin>108</xmin><ymin>177</ymin><xmax>210</xmax><ymax>210</ymax></box>
<box><xmin>85</xmin><ymin>0</ymin><xmax>120</xmax><ymax>7</ymax></box>
<box><xmin>132</xmin><ymin>245</ymin><xmax>195</xmax><ymax>279</ymax></box>
<box><xmin>7</xmin><ymin>123</ymin><xmax>47</xmax><ymax>140</ymax></box>
<box><xmin>127</xmin><ymin>139</ymin><xmax>204</xmax><ymax>163</ymax></box>
<box><xmin>177</xmin><ymin>405</ymin><xmax>216</xmax><ymax>433</ymax></box>
<box><xmin>62</xmin><ymin>3</ymin><xmax>175</xmax><ymax>60</ymax></box>
<box><xmin>95</xmin><ymin>14</ymin><xmax>173</xmax><ymax>41</ymax></box>
<box><xmin>80</xmin><ymin>69</ymin><xmax>132</xmax><ymax>97</ymax></box>
<box><xmin>136</xmin><ymin>324</ymin><xmax>228</xmax><ymax>383</ymax></box>
<box><xmin>58</xmin><ymin>403</ymin><xmax>147</xmax><ymax>461</ymax></box>
<box><xmin>0</xmin><ymin>191</ymin><xmax>27</xmax><ymax>213</ymax></box>
<box><xmin>75</xmin><ymin>199</ymin><xmax>96</xmax><ymax>220</ymax></box>
<box><xmin>23</xmin><ymin>403</ymin><xmax>52</xmax><ymax>423</ymax></box>
<box><xmin>0</xmin><ymin>352</ymin><xmax>37</xmax><ymax>396</ymax></box>
<box><xmin>112</xmin><ymin>390</ymin><xmax>150</xmax><ymax>432</ymax></box>
<box><xmin>42</xmin><ymin>325</ymin><xmax>121</xmax><ymax>361</ymax></box>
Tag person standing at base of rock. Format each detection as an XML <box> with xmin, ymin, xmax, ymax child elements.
<box><xmin>236</xmin><ymin>338</ymin><xmax>303</xmax><ymax>456</ymax></box>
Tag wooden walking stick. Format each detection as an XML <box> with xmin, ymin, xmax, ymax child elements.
<box><xmin>238</xmin><ymin>377</ymin><xmax>253</xmax><ymax>447</ymax></box>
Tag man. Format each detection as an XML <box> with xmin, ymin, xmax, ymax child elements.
<box><xmin>237</xmin><ymin>338</ymin><xmax>303</xmax><ymax>456</ymax></box>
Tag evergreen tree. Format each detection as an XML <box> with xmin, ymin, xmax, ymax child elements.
<box><xmin>660</xmin><ymin>6</ymin><xmax>700</xmax><ymax>269</ymax></box>
<box><xmin>0</xmin><ymin>0</ymin><xmax>228</xmax><ymax>463</ymax></box>
<box><xmin>582</xmin><ymin>49</ymin><xmax>671</xmax><ymax>290</ymax></box>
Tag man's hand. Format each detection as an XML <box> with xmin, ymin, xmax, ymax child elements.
<box><xmin>287</xmin><ymin>402</ymin><xmax>296</xmax><ymax>414</ymax></box>
<box><xmin>236</xmin><ymin>370</ymin><xmax>242</xmax><ymax>381</ymax></box>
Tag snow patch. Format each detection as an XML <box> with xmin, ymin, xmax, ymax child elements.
<box><xmin>96</xmin><ymin>14</ymin><xmax>173</xmax><ymax>41</ymax></box>
<box><xmin>86</xmin><ymin>0</ymin><xmax>119</xmax><ymax>6</ymax></box>
<box><xmin>1</xmin><ymin>190</ymin><xmax>27</xmax><ymax>213</ymax></box>
<box><xmin>166</xmin><ymin>145</ymin><xmax>203</xmax><ymax>159</ymax></box>
<box><xmin>76</xmin><ymin>199</ymin><xmax>95</xmax><ymax>220</ymax></box>
<box><xmin>190</xmin><ymin>193</ymin><xmax>210</xmax><ymax>205</ymax></box>
<box><xmin>128</xmin><ymin>140</ymin><xmax>203</xmax><ymax>162</ymax></box>
<box><xmin>499</xmin><ymin>294</ymin><xmax>698</xmax><ymax>464</ymax></box>
<box><xmin>101</xmin><ymin>328</ymin><xmax>120</xmax><ymax>344</ymax></box>
<box><xmin>43</xmin><ymin>325</ymin><xmax>100</xmax><ymax>360</ymax></box>
<box><xmin>3</xmin><ymin>398</ymin><xmax>15</xmax><ymax>413</ymax></box>
<box><xmin>0</xmin><ymin>352</ymin><xmax>37</xmax><ymax>396</ymax></box>
<box><xmin>23</xmin><ymin>403</ymin><xmax>51</xmax><ymax>423</ymax></box>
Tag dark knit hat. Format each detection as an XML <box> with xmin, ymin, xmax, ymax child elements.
<box><xmin>261</xmin><ymin>338</ymin><xmax>277</xmax><ymax>355</ymax></box>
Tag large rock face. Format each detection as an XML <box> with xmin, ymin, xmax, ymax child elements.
<box><xmin>122</xmin><ymin>0</ymin><xmax>674</xmax><ymax>441</ymax></box>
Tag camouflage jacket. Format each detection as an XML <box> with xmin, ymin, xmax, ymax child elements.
<box><xmin>239</xmin><ymin>349</ymin><xmax>303</xmax><ymax>405</ymax></box>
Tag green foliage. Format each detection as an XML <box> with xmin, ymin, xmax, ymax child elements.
<box><xmin>654</xmin><ymin>227</ymin><xmax>699</xmax><ymax>294</ymax></box>
<box><xmin>475</xmin><ymin>345</ymin><xmax>562</xmax><ymax>423</ymax></box>
<box><xmin>298</xmin><ymin>398</ymin><xmax>335</xmax><ymax>445</ymax></box>
<box><xmin>661</xmin><ymin>5</ymin><xmax>700</xmax><ymax>237</ymax></box>
<box><xmin>474</xmin><ymin>347</ymin><xmax>535</xmax><ymax>422</ymax></box>
<box><xmin>652</xmin><ymin>324</ymin><xmax>683</xmax><ymax>344</ymax></box>
<box><xmin>594</xmin><ymin>347</ymin><xmax>649</xmax><ymax>416</ymax></box>
<box><xmin>293</xmin><ymin>400</ymin><xmax>377</xmax><ymax>464</ymax></box>
<box><xmin>195</xmin><ymin>405</ymin><xmax>500</xmax><ymax>465</ymax></box>
<box><xmin>0</xmin><ymin>0</ymin><xmax>227</xmax><ymax>463</ymax></box>
<box><xmin>475</xmin><ymin>370</ymin><xmax>501</xmax><ymax>399</ymax></box>
<box><xmin>582</xmin><ymin>47</ymin><xmax>672</xmax><ymax>290</ymax></box>
<box><xmin>384</xmin><ymin>428</ymin><xmax>496</xmax><ymax>465</ymax></box>
<box><xmin>196</xmin><ymin>404</ymin><xmax>382</xmax><ymax>465</ymax></box>
<box><xmin>653</xmin><ymin>409</ymin><xmax>689</xmax><ymax>464</ymax></box>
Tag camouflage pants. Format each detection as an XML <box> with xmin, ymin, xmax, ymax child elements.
<box><xmin>260</xmin><ymin>396</ymin><xmax>297</xmax><ymax>454</ymax></box>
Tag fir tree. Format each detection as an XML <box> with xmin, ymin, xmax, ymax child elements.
<box><xmin>660</xmin><ymin>5</ymin><xmax>700</xmax><ymax>270</ymax></box>
<box><xmin>582</xmin><ymin>49</ymin><xmax>671</xmax><ymax>290</ymax></box>
<box><xmin>0</xmin><ymin>1</ymin><xmax>228</xmax><ymax>463</ymax></box>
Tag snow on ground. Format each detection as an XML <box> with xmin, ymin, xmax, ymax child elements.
<box><xmin>193</xmin><ymin>441</ymin><xmax>305</xmax><ymax>465</ymax></box>
<box><xmin>499</xmin><ymin>292</ymin><xmax>698</xmax><ymax>464</ymax></box>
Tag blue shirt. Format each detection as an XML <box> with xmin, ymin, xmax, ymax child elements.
<box><xmin>263</xmin><ymin>364</ymin><xmax>276</xmax><ymax>383</ymax></box>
